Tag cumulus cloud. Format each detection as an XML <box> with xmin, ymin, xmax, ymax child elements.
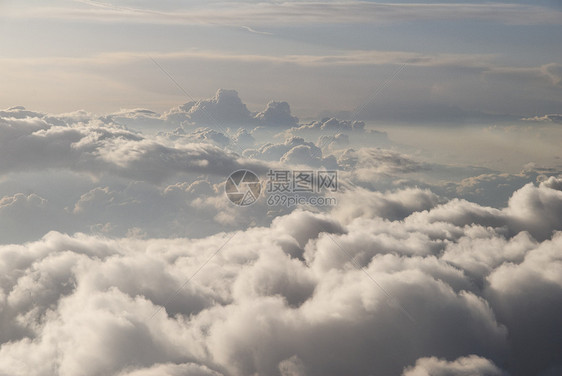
<box><xmin>1</xmin><ymin>102</ymin><xmax>562</xmax><ymax>375</ymax></box>
<box><xmin>164</xmin><ymin>90</ymin><xmax>300</xmax><ymax>129</ymax></box>
<box><xmin>0</xmin><ymin>106</ymin><xmax>45</xmax><ymax>119</ymax></box>
<box><xmin>542</xmin><ymin>175</ymin><xmax>562</xmax><ymax>190</ymax></box>
<box><xmin>485</xmin><ymin>232</ymin><xmax>562</xmax><ymax>376</ymax></box>
<box><xmin>402</xmin><ymin>355</ymin><xmax>506</xmax><ymax>376</ymax></box>
<box><xmin>100</xmin><ymin>108</ymin><xmax>167</xmax><ymax>133</ymax></box>
<box><xmin>255</xmin><ymin>101</ymin><xmax>298</xmax><ymax>128</ymax></box>
<box><xmin>295</xmin><ymin>117</ymin><xmax>366</xmax><ymax>133</ymax></box>
<box><xmin>0</xmin><ymin>177</ymin><xmax>560</xmax><ymax>375</ymax></box>
<box><xmin>160</xmin><ymin>127</ymin><xmax>231</xmax><ymax>148</ymax></box>
<box><xmin>288</xmin><ymin>118</ymin><xmax>390</xmax><ymax>150</ymax></box>
<box><xmin>243</xmin><ymin>136</ymin><xmax>337</xmax><ymax>168</ymax></box>
<box><xmin>333</xmin><ymin>186</ymin><xmax>440</xmax><ymax>223</ymax></box>
<box><xmin>165</xmin><ymin>89</ymin><xmax>255</xmax><ymax>128</ymax></box>
<box><xmin>0</xmin><ymin>109</ymin><xmax>269</xmax><ymax>182</ymax></box>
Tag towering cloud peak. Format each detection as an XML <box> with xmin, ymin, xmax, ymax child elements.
<box><xmin>164</xmin><ymin>90</ymin><xmax>299</xmax><ymax>128</ymax></box>
<box><xmin>183</xmin><ymin>89</ymin><xmax>254</xmax><ymax>126</ymax></box>
<box><xmin>255</xmin><ymin>101</ymin><xmax>299</xmax><ymax>127</ymax></box>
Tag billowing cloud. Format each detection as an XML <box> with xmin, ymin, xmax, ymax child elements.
<box><xmin>165</xmin><ymin>89</ymin><xmax>254</xmax><ymax>128</ymax></box>
<box><xmin>402</xmin><ymin>355</ymin><xmax>506</xmax><ymax>376</ymax></box>
<box><xmin>255</xmin><ymin>101</ymin><xmax>298</xmax><ymax>128</ymax></box>
<box><xmin>0</xmin><ymin>176</ymin><xmax>561</xmax><ymax>375</ymax></box>
<box><xmin>164</xmin><ymin>90</ymin><xmax>299</xmax><ymax>129</ymax></box>
<box><xmin>1</xmin><ymin>100</ymin><xmax>562</xmax><ymax>375</ymax></box>
<box><xmin>0</xmin><ymin>106</ymin><xmax>269</xmax><ymax>181</ymax></box>
<box><xmin>244</xmin><ymin>136</ymin><xmax>328</xmax><ymax>165</ymax></box>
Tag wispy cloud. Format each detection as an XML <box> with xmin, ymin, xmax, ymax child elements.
<box><xmin>8</xmin><ymin>1</ymin><xmax>562</xmax><ymax>26</ymax></box>
<box><xmin>0</xmin><ymin>49</ymin><xmax>498</xmax><ymax>68</ymax></box>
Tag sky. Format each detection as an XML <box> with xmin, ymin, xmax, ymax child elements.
<box><xmin>1</xmin><ymin>0</ymin><xmax>561</xmax><ymax>118</ymax></box>
<box><xmin>1</xmin><ymin>1</ymin><xmax>562</xmax><ymax>376</ymax></box>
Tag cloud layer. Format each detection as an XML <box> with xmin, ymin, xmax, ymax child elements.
<box><xmin>1</xmin><ymin>98</ymin><xmax>562</xmax><ymax>375</ymax></box>
<box><xmin>0</xmin><ymin>177</ymin><xmax>561</xmax><ymax>375</ymax></box>
<box><xmin>15</xmin><ymin>1</ymin><xmax>562</xmax><ymax>26</ymax></box>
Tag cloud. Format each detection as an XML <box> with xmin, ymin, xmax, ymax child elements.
<box><xmin>339</xmin><ymin>148</ymin><xmax>426</xmax><ymax>175</ymax></box>
<box><xmin>0</xmin><ymin>106</ymin><xmax>45</xmax><ymax>119</ymax></box>
<box><xmin>0</xmin><ymin>193</ymin><xmax>56</xmax><ymax>243</ymax></box>
<box><xmin>453</xmin><ymin>170</ymin><xmax>542</xmax><ymax>207</ymax></box>
<box><xmin>244</xmin><ymin>136</ymin><xmax>321</xmax><ymax>163</ymax></box>
<box><xmin>244</xmin><ymin>136</ymin><xmax>339</xmax><ymax>168</ymax></box>
<box><xmin>523</xmin><ymin>114</ymin><xmax>562</xmax><ymax>123</ymax></box>
<box><xmin>295</xmin><ymin>118</ymin><xmax>366</xmax><ymax>133</ymax></box>
<box><xmin>1</xmin><ymin>102</ymin><xmax>562</xmax><ymax>375</ymax></box>
<box><xmin>506</xmin><ymin>179</ymin><xmax>562</xmax><ymax>240</ymax></box>
<box><xmin>542</xmin><ymin>175</ymin><xmax>562</xmax><ymax>190</ymax></box>
<box><xmin>232</xmin><ymin>128</ymin><xmax>255</xmax><ymax>149</ymax></box>
<box><xmin>118</xmin><ymin>363</ymin><xmax>223</xmax><ymax>376</ymax></box>
<box><xmin>165</xmin><ymin>89</ymin><xmax>254</xmax><ymax>128</ymax></box>
<box><xmin>0</xmin><ymin>177</ymin><xmax>560</xmax><ymax>375</ymax></box>
<box><xmin>100</xmin><ymin>108</ymin><xmax>167</xmax><ymax>133</ymax></box>
<box><xmin>278</xmin><ymin>355</ymin><xmax>307</xmax><ymax>376</ymax></box>
<box><xmin>3</xmin><ymin>49</ymin><xmax>559</xmax><ymax>123</ymax></box>
<box><xmin>0</xmin><ymin>108</ymin><xmax>269</xmax><ymax>182</ymax></box>
<box><xmin>1</xmin><ymin>49</ymin><xmax>498</xmax><ymax>71</ymax></box>
<box><xmin>0</xmin><ymin>193</ymin><xmax>47</xmax><ymax>211</ymax></box>
<box><xmin>255</xmin><ymin>101</ymin><xmax>298</xmax><ymax>128</ymax></box>
<box><xmin>161</xmin><ymin>127</ymin><xmax>231</xmax><ymax>148</ymax></box>
<box><xmin>402</xmin><ymin>355</ymin><xmax>506</xmax><ymax>376</ymax></box>
<box><xmin>165</xmin><ymin>90</ymin><xmax>299</xmax><ymax>129</ymax></box>
<box><xmin>15</xmin><ymin>2</ymin><xmax>562</xmax><ymax>26</ymax></box>
<box><xmin>485</xmin><ymin>232</ymin><xmax>562</xmax><ymax>376</ymax></box>
<box><xmin>332</xmin><ymin>186</ymin><xmax>440</xmax><ymax>223</ymax></box>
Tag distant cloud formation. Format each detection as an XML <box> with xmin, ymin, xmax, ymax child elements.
<box><xmin>523</xmin><ymin>114</ymin><xmax>562</xmax><ymax>123</ymax></box>
<box><xmin>0</xmin><ymin>105</ymin><xmax>269</xmax><ymax>181</ymax></box>
<box><xmin>1</xmin><ymin>98</ymin><xmax>561</xmax><ymax>242</ymax></box>
<box><xmin>164</xmin><ymin>89</ymin><xmax>298</xmax><ymax>129</ymax></box>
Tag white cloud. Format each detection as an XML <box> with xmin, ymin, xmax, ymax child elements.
<box><xmin>118</xmin><ymin>363</ymin><xmax>223</xmax><ymax>376</ymax></box>
<box><xmin>523</xmin><ymin>114</ymin><xmax>562</xmax><ymax>123</ymax></box>
<box><xmin>165</xmin><ymin>89</ymin><xmax>254</xmax><ymax>128</ymax></box>
<box><xmin>402</xmin><ymin>355</ymin><xmax>506</xmax><ymax>376</ymax></box>
<box><xmin>0</xmin><ymin>177</ymin><xmax>561</xmax><ymax>375</ymax></box>
<box><xmin>255</xmin><ymin>101</ymin><xmax>298</xmax><ymax>128</ymax></box>
<box><xmin>0</xmin><ymin>107</ymin><xmax>270</xmax><ymax>181</ymax></box>
<box><xmin>164</xmin><ymin>90</ymin><xmax>300</xmax><ymax>130</ymax></box>
<box><xmin>1</xmin><ymin>101</ymin><xmax>562</xmax><ymax>375</ymax></box>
